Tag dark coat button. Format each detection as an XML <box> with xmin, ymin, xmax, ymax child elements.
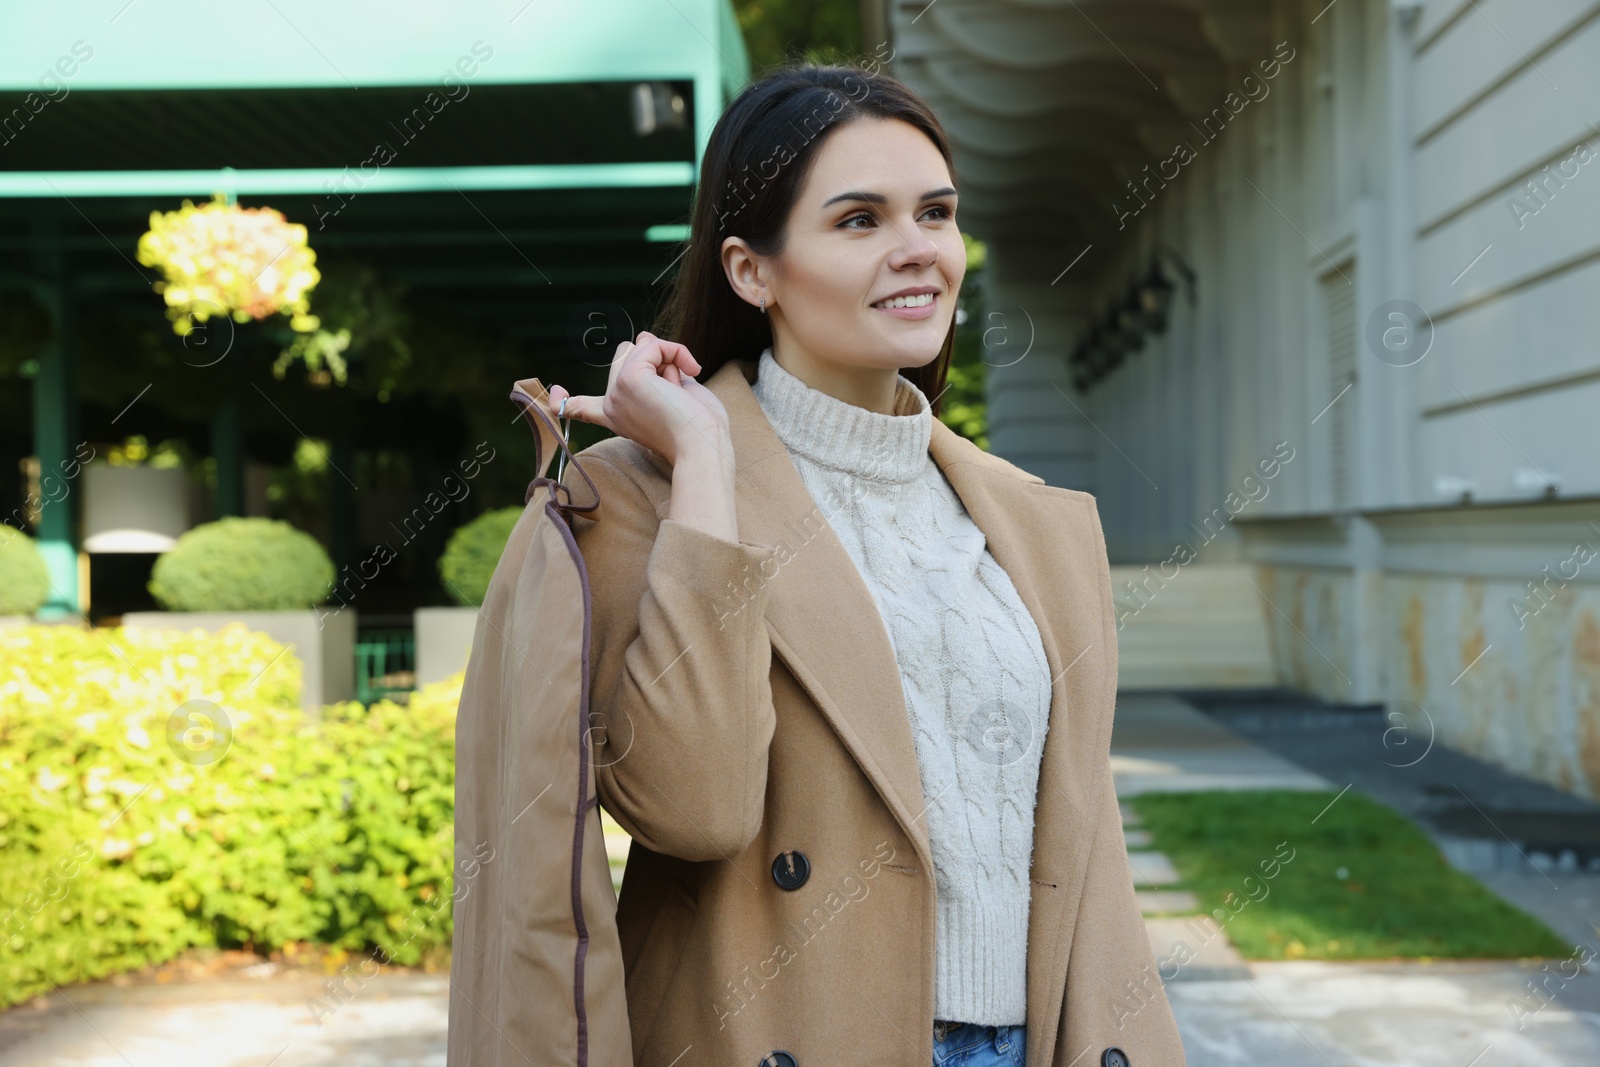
<box><xmin>1101</xmin><ymin>1048</ymin><xmax>1130</xmax><ymax>1067</ymax></box>
<box><xmin>759</xmin><ymin>1052</ymin><xmax>797</xmax><ymax>1067</ymax></box>
<box><xmin>771</xmin><ymin>850</ymin><xmax>810</xmax><ymax>890</ymax></box>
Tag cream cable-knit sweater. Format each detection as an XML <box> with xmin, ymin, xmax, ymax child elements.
<box><xmin>750</xmin><ymin>346</ymin><xmax>1051</xmax><ymax>1026</ymax></box>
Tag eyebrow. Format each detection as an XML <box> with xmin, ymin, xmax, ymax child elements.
<box><xmin>820</xmin><ymin>186</ymin><xmax>958</xmax><ymax>209</ymax></box>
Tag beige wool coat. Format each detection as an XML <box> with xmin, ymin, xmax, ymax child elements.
<box><xmin>560</xmin><ymin>356</ymin><xmax>1187</xmax><ymax>1067</ymax></box>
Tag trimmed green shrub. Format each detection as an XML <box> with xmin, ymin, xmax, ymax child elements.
<box><xmin>0</xmin><ymin>528</ymin><xmax>50</xmax><ymax>617</ymax></box>
<box><xmin>0</xmin><ymin>623</ymin><xmax>464</xmax><ymax>1007</ymax></box>
<box><xmin>438</xmin><ymin>507</ymin><xmax>521</xmax><ymax>607</ymax></box>
<box><xmin>148</xmin><ymin>517</ymin><xmax>335</xmax><ymax>611</ymax></box>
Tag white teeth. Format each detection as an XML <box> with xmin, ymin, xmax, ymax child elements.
<box><xmin>875</xmin><ymin>293</ymin><xmax>935</xmax><ymax>309</ymax></box>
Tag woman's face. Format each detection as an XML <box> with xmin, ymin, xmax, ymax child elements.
<box><xmin>758</xmin><ymin>116</ymin><xmax>965</xmax><ymax>378</ymax></box>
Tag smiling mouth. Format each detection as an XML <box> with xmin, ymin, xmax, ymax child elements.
<box><xmin>872</xmin><ymin>293</ymin><xmax>936</xmax><ymax>309</ymax></box>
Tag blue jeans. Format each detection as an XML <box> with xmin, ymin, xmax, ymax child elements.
<box><xmin>932</xmin><ymin>1021</ymin><xmax>1026</xmax><ymax>1066</ymax></box>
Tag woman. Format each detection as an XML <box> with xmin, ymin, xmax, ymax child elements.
<box><xmin>546</xmin><ymin>64</ymin><xmax>1186</xmax><ymax>1067</ymax></box>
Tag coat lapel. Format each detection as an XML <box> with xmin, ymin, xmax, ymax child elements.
<box><xmin>707</xmin><ymin>357</ymin><xmax>1117</xmax><ymax>1063</ymax></box>
<box><xmin>707</xmin><ymin>357</ymin><xmax>935</xmax><ymax>868</ymax></box>
<box><xmin>929</xmin><ymin>416</ymin><xmax>1119</xmax><ymax>1067</ymax></box>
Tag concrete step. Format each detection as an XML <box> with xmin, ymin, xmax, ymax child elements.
<box><xmin>1128</xmin><ymin>851</ymin><xmax>1181</xmax><ymax>886</ymax></box>
<box><xmin>1111</xmin><ymin>562</ymin><xmax>1276</xmax><ymax>690</ymax></box>
<box><xmin>1137</xmin><ymin>890</ymin><xmax>1201</xmax><ymax>915</ymax></box>
<box><xmin>1144</xmin><ymin>916</ymin><xmax>1250</xmax><ymax>980</ymax></box>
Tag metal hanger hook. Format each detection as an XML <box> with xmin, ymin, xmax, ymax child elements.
<box><xmin>555</xmin><ymin>395</ymin><xmax>572</xmax><ymax>485</ymax></box>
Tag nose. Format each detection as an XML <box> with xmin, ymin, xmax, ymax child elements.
<box><xmin>887</xmin><ymin>227</ymin><xmax>939</xmax><ymax>271</ymax></box>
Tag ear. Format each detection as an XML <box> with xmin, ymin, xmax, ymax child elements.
<box><xmin>720</xmin><ymin>235</ymin><xmax>769</xmax><ymax>312</ymax></box>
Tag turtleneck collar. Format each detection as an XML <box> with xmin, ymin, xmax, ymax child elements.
<box><xmin>750</xmin><ymin>346</ymin><xmax>932</xmax><ymax>484</ymax></box>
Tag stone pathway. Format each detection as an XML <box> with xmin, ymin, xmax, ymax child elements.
<box><xmin>1167</xmin><ymin>959</ymin><xmax>1600</xmax><ymax>1065</ymax></box>
<box><xmin>1120</xmin><ymin>799</ymin><xmax>1249</xmax><ymax>980</ymax></box>
<box><xmin>1111</xmin><ymin>694</ymin><xmax>1328</xmax><ymax>982</ymax></box>
<box><xmin>1110</xmin><ymin>692</ymin><xmax>1600</xmax><ymax>1065</ymax></box>
<box><xmin>1110</xmin><ymin>692</ymin><xmax>1335</xmax><ymax>797</ymax></box>
<box><xmin>0</xmin><ymin>975</ymin><xmax>447</xmax><ymax>1067</ymax></box>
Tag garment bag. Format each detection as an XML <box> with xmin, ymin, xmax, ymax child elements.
<box><xmin>448</xmin><ymin>376</ymin><xmax>632</xmax><ymax>1067</ymax></box>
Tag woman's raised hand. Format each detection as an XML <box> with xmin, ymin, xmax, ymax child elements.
<box><xmin>551</xmin><ymin>332</ymin><xmax>740</xmax><ymax>542</ymax></box>
<box><xmin>547</xmin><ymin>331</ymin><xmax>732</xmax><ymax>468</ymax></box>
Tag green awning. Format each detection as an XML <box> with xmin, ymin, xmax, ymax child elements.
<box><xmin>0</xmin><ymin>0</ymin><xmax>749</xmax><ymax>342</ymax></box>
<box><xmin>1</xmin><ymin>0</ymin><xmax>747</xmax><ymax>172</ymax></box>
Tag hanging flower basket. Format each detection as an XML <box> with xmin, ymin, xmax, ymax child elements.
<box><xmin>137</xmin><ymin>192</ymin><xmax>322</xmax><ymax>338</ymax></box>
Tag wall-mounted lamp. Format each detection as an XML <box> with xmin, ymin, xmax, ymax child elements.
<box><xmin>1094</xmin><ymin>322</ymin><xmax>1126</xmax><ymax>369</ymax></box>
<box><xmin>1065</xmin><ymin>244</ymin><xmax>1198</xmax><ymax>392</ymax></box>
<box><xmin>1143</xmin><ymin>244</ymin><xmax>1196</xmax><ymax>334</ymax></box>
<box><xmin>1115</xmin><ymin>289</ymin><xmax>1146</xmax><ymax>354</ymax></box>
<box><xmin>1135</xmin><ymin>262</ymin><xmax>1175</xmax><ymax>333</ymax></box>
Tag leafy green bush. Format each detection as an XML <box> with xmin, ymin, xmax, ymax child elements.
<box><xmin>0</xmin><ymin>623</ymin><xmax>463</xmax><ymax>1008</ymax></box>
<box><xmin>438</xmin><ymin>507</ymin><xmax>521</xmax><ymax>607</ymax></box>
<box><xmin>148</xmin><ymin>517</ymin><xmax>335</xmax><ymax>611</ymax></box>
<box><xmin>0</xmin><ymin>528</ymin><xmax>50</xmax><ymax>617</ymax></box>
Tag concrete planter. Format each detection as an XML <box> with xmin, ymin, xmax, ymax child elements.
<box><xmin>120</xmin><ymin>608</ymin><xmax>356</xmax><ymax>711</ymax></box>
<box><xmin>414</xmin><ymin>606</ymin><xmax>479</xmax><ymax>686</ymax></box>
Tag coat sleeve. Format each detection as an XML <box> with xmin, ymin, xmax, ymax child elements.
<box><xmin>565</xmin><ymin>452</ymin><xmax>783</xmax><ymax>863</ymax></box>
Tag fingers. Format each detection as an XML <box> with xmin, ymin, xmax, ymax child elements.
<box><xmin>545</xmin><ymin>384</ymin><xmax>610</xmax><ymax>432</ymax></box>
<box><xmin>606</xmin><ymin>340</ymin><xmax>634</xmax><ymax>392</ymax></box>
<box><xmin>557</xmin><ymin>331</ymin><xmax>700</xmax><ymax>437</ymax></box>
<box><xmin>654</xmin><ymin>338</ymin><xmax>703</xmax><ymax>379</ymax></box>
<box><xmin>622</xmin><ymin>331</ymin><xmax>703</xmax><ymax>383</ymax></box>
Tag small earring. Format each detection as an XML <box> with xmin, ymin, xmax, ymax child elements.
<box><xmin>759</xmin><ymin>295</ymin><xmax>765</xmax><ymax>314</ymax></box>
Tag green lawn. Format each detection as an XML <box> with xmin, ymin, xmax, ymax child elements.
<box><xmin>1128</xmin><ymin>789</ymin><xmax>1571</xmax><ymax>961</ymax></box>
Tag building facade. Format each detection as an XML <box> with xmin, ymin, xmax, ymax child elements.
<box><xmin>876</xmin><ymin>0</ymin><xmax>1600</xmax><ymax>797</ymax></box>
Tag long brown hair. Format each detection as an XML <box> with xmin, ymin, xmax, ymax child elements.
<box><xmin>653</xmin><ymin>62</ymin><xmax>961</xmax><ymax>416</ymax></box>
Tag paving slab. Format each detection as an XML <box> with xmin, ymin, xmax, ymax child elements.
<box><xmin>1111</xmin><ymin>694</ymin><xmax>1334</xmax><ymax>796</ymax></box>
<box><xmin>0</xmin><ymin>974</ymin><xmax>447</xmax><ymax>1067</ymax></box>
<box><xmin>1137</xmin><ymin>890</ymin><xmax>1200</xmax><ymax>914</ymax></box>
<box><xmin>1123</xmin><ymin>828</ymin><xmax>1152</xmax><ymax>847</ymax></box>
<box><xmin>1127</xmin><ymin>850</ymin><xmax>1181</xmax><ymax>886</ymax></box>
<box><xmin>1145</xmin><ymin>916</ymin><xmax>1249</xmax><ymax>981</ymax></box>
<box><xmin>1166</xmin><ymin>960</ymin><xmax>1600</xmax><ymax>1066</ymax></box>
